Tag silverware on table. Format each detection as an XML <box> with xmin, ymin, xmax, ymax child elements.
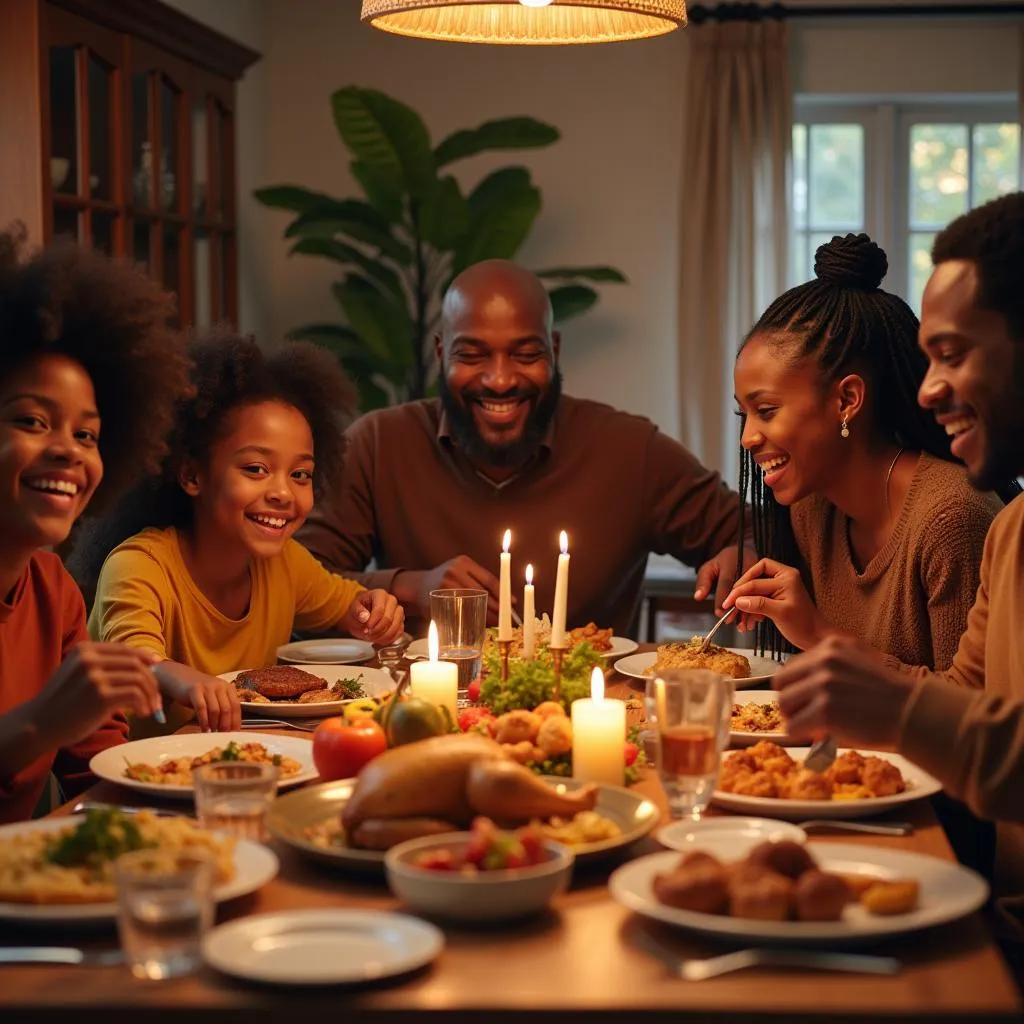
<box><xmin>700</xmin><ymin>608</ymin><xmax>735</xmax><ymax>652</ymax></box>
<box><xmin>803</xmin><ymin>734</ymin><xmax>838</xmax><ymax>773</ymax></box>
<box><xmin>240</xmin><ymin>717</ymin><xmax>321</xmax><ymax>732</ymax></box>
<box><xmin>71</xmin><ymin>801</ymin><xmax>181</xmax><ymax>818</ymax></box>
<box><xmin>798</xmin><ymin>819</ymin><xmax>914</xmax><ymax>836</ymax></box>
<box><xmin>0</xmin><ymin>947</ymin><xmax>124</xmax><ymax>967</ymax></box>
<box><xmin>632</xmin><ymin>930</ymin><xmax>901</xmax><ymax>980</ymax></box>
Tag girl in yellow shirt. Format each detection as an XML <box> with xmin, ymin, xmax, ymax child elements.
<box><xmin>70</xmin><ymin>331</ymin><xmax>404</xmax><ymax>733</ymax></box>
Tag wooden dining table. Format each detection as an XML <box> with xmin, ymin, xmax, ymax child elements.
<box><xmin>1</xmin><ymin>646</ymin><xmax>1021</xmax><ymax>1021</ymax></box>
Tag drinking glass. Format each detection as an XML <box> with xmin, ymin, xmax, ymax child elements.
<box><xmin>193</xmin><ymin>761</ymin><xmax>279</xmax><ymax>840</ymax></box>
<box><xmin>429</xmin><ymin>588</ymin><xmax>488</xmax><ymax>698</ymax></box>
<box><xmin>115</xmin><ymin>849</ymin><xmax>214</xmax><ymax>980</ymax></box>
<box><xmin>652</xmin><ymin>669</ymin><xmax>734</xmax><ymax>820</ymax></box>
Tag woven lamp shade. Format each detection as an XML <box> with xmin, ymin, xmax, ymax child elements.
<box><xmin>360</xmin><ymin>0</ymin><xmax>687</xmax><ymax>44</ymax></box>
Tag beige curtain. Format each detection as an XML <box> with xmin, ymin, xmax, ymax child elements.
<box><xmin>678</xmin><ymin>17</ymin><xmax>791</xmax><ymax>485</ymax></box>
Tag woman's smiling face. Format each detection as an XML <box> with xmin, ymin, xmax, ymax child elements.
<box><xmin>734</xmin><ymin>332</ymin><xmax>851</xmax><ymax>506</ymax></box>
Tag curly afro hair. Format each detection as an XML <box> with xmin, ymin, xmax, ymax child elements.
<box><xmin>932</xmin><ymin>191</ymin><xmax>1024</xmax><ymax>343</ymax></box>
<box><xmin>67</xmin><ymin>328</ymin><xmax>358</xmax><ymax>596</ymax></box>
<box><xmin>0</xmin><ymin>224</ymin><xmax>190</xmax><ymax>509</ymax></box>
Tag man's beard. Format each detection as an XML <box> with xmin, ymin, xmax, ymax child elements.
<box><xmin>971</xmin><ymin>345</ymin><xmax>1024</xmax><ymax>490</ymax></box>
<box><xmin>438</xmin><ymin>368</ymin><xmax>563</xmax><ymax>469</ymax></box>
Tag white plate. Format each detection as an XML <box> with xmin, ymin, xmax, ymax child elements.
<box><xmin>202</xmin><ymin>908</ymin><xmax>444</xmax><ymax>985</ymax></box>
<box><xmin>90</xmin><ymin>731</ymin><xmax>318</xmax><ymax>800</ymax></box>
<box><xmin>614</xmin><ymin>648</ymin><xmax>779</xmax><ymax>687</ymax></box>
<box><xmin>658</xmin><ymin>816</ymin><xmax>807</xmax><ymax>857</ymax></box>
<box><xmin>609</xmin><ymin>841</ymin><xmax>988</xmax><ymax>944</ymax></box>
<box><xmin>729</xmin><ymin>691</ymin><xmax>794</xmax><ymax>746</ymax></box>
<box><xmin>0</xmin><ymin>816</ymin><xmax>278</xmax><ymax>924</ymax></box>
<box><xmin>221</xmin><ymin>664</ymin><xmax>395</xmax><ymax>719</ymax></box>
<box><xmin>406</xmin><ymin>635</ymin><xmax>638</xmax><ymax>661</ymax></box>
<box><xmin>712</xmin><ymin>748</ymin><xmax>942</xmax><ymax>820</ymax></box>
<box><xmin>276</xmin><ymin>638</ymin><xmax>375</xmax><ymax>665</ymax></box>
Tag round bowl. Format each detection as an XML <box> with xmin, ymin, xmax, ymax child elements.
<box><xmin>385</xmin><ymin>832</ymin><xmax>574</xmax><ymax>922</ymax></box>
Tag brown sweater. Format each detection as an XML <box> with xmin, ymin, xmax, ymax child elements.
<box><xmin>0</xmin><ymin>552</ymin><xmax>128</xmax><ymax>823</ymax></box>
<box><xmin>791</xmin><ymin>454</ymin><xmax>1001</xmax><ymax>671</ymax></box>
<box><xmin>899</xmin><ymin>494</ymin><xmax>1024</xmax><ymax>905</ymax></box>
<box><xmin>299</xmin><ymin>396</ymin><xmax>742</xmax><ymax>635</ymax></box>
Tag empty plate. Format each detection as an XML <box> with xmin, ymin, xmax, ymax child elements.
<box><xmin>658</xmin><ymin>816</ymin><xmax>807</xmax><ymax>858</ymax></box>
<box><xmin>202</xmin><ymin>908</ymin><xmax>444</xmax><ymax>985</ymax></box>
<box><xmin>277</xmin><ymin>639</ymin><xmax>375</xmax><ymax>665</ymax></box>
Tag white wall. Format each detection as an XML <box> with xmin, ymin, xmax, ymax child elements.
<box><xmin>162</xmin><ymin>0</ymin><xmax>270</xmax><ymax>342</ymax></box>
<box><xmin>168</xmin><ymin>0</ymin><xmax>1021</xmax><ymax>467</ymax></box>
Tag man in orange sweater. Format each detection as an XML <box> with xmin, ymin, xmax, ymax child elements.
<box><xmin>771</xmin><ymin>192</ymin><xmax>1024</xmax><ymax>920</ymax></box>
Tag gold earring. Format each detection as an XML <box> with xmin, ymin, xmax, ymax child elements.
<box><xmin>841</xmin><ymin>416</ymin><xmax>850</xmax><ymax>439</ymax></box>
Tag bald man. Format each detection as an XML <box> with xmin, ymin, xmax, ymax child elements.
<box><xmin>298</xmin><ymin>260</ymin><xmax>743</xmax><ymax>633</ymax></box>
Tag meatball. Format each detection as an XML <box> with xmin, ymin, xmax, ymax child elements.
<box><xmin>653</xmin><ymin>863</ymin><xmax>730</xmax><ymax>915</ymax></box>
<box><xmin>729</xmin><ymin>867</ymin><xmax>794</xmax><ymax>921</ymax></box>
<box><xmin>679</xmin><ymin>851</ymin><xmax>723</xmax><ymax>873</ymax></box>
<box><xmin>746</xmin><ymin>839</ymin><xmax>816</xmax><ymax>880</ymax></box>
<box><xmin>862</xmin><ymin>757</ymin><xmax>905</xmax><ymax>797</ymax></box>
<box><xmin>794</xmin><ymin>870</ymin><xmax>851</xmax><ymax>922</ymax></box>
<box><xmin>785</xmin><ymin>769</ymin><xmax>834</xmax><ymax>801</ymax></box>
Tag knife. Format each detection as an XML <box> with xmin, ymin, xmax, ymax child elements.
<box><xmin>804</xmin><ymin>734</ymin><xmax>838</xmax><ymax>773</ymax></box>
<box><xmin>0</xmin><ymin>947</ymin><xmax>124</xmax><ymax>966</ymax></box>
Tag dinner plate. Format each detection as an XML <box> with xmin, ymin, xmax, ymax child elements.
<box><xmin>658</xmin><ymin>816</ymin><xmax>807</xmax><ymax>858</ymax></box>
<box><xmin>90</xmin><ymin>731</ymin><xmax>318</xmax><ymax>800</ymax></box>
<box><xmin>267</xmin><ymin>775</ymin><xmax>660</xmax><ymax>872</ymax></box>
<box><xmin>614</xmin><ymin>648</ymin><xmax>779</xmax><ymax>687</ymax></box>
<box><xmin>220</xmin><ymin>664</ymin><xmax>395</xmax><ymax>719</ymax></box>
<box><xmin>202</xmin><ymin>908</ymin><xmax>443</xmax><ymax>985</ymax></box>
<box><xmin>276</xmin><ymin>638</ymin><xmax>375</xmax><ymax>665</ymax></box>
<box><xmin>729</xmin><ymin>691</ymin><xmax>795</xmax><ymax>747</ymax></box>
<box><xmin>0</xmin><ymin>816</ymin><xmax>279</xmax><ymax>924</ymax></box>
<box><xmin>712</xmin><ymin>748</ymin><xmax>942</xmax><ymax>820</ymax></box>
<box><xmin>609</xmin><ymin>842</ymin><xmax>988</xmax><ymax>944</ymax></box>
<box><xmin>406</xmin><ymin>635</ymin><xmax>638</xmax><ymax>661</ymax></box>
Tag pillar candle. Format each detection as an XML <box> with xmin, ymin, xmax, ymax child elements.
<box><xmin>550</xmin><ymin>530</ymin><xmax>570</xmax><ymax>648</ymax></box>
<box><xmin>571</xmin><ymin>667</ymin><xmax>625</xmax><ymax>786</ymax></box>
<box><xmin>409</xmin><ymin>620</ymin><xmax>458</xmax><ymax>724</ymax></box>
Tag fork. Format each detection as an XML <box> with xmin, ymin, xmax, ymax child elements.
<box><xmin>632</xmin><ymin>931</ymin><xmax>901</xmax><ymax>980</ymax></box>
<box><xmin>240</xmin><ymin>717</ymin><xmax>320</xmax><ymax>732</ymax></box>
<box><xmin>699</xmin><ymin>608</ymin><xmax>735</xmax><ymax>652</ymax></box>
<box><xmin>0</xmin><ymin>947</ymin><xmax>125</xmax><ymax>966</ymax></box>
<box><xmin>798</xmin><ymin>819</ymin><xmax>914</xmax><ymax>836</ymax></box>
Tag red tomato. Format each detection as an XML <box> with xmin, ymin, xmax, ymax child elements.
<box><xmin>624</xmin><ymin>741</ymin><xmax>639</xmax><ymax>767</ymax></box>
<box><xmin>312</xmin><ymin>717</ymin><xmax>387</xmax><ymax>781</ymax></box>
<box><xmin>458</xmin><ymin>707</ymin><xmax>495</xmax><ymax>733</ymax></box>
<box><xmin>466</xmin><ymin>679</ymin><xmax>481</xmax><ymax>703</ymax></box>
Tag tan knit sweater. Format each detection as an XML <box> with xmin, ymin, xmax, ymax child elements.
<box><xmin>790</xmin><ymin>453</ymin><xmax>1002</xmax><ymax>672</ymax></box>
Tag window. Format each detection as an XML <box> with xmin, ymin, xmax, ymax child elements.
<box><xmin>791</xmin><ymin>100</ymin><xmax>1020</xmax><ymax>310</ymax></box>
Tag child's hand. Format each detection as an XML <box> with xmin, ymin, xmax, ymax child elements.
<box><xmin>343</xmin><ymin>589</ymin><xmax>405</xmax><ymax>645</ymax></box>
<box><xmin>31</xmin><ymin>643</ymin><xmax>163</xmax><ymax>749</ymax></box>
<box><xmin>154</xmin><ymin>661</ymin><xmax>242</xmax><ymax>732</ymax></box>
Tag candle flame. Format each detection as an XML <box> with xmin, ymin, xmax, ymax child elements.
<box><xmin>525</xmin><ymin>563</ymin><xmax>533</xmax><ymax>585</ymax></box>
<box><xmin>428</xmin><ymin>620</ymin><xmax>439</xmax><ymax>662</ymax></box>
<box><xmin>502</xmin><ymin>528</ymin><xmax>511</xmax><ymax>553</ymax></box>
<box><xmin>559</xmin><ymin>530</ymin><xmax>568</xmax><ymax>554</ymax></box>
<box><xmin>591</xmin><ymin>665</ymin><xmax>605</xmax><ymax>701</ymax></box>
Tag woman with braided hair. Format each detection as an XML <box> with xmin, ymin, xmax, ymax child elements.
<box><xmin>711</xmin><ymin>233</ymin><xmax>1017</xmax><ymax>675</ymax></box>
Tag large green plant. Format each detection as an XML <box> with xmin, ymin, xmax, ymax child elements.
<box><xmin>255</xmin><ymin>86</ymin><xmax>626</xmax><ymax>410</ymax></box>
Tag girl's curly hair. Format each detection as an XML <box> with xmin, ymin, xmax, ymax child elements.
<box><xmin>0</xmin><ymin>224</ymin><xmax>190</xmax><ymax>509</ymax></box>
<box><xmin>67</xmin><ymin>328</ymin><xmax>358</xmax><ymax>597</ymax></box>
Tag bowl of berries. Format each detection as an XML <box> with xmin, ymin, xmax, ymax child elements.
<box><xmin>384</xmin><ymin>817</ymin><xmax>575</xmax><ymax>922</ymax></box>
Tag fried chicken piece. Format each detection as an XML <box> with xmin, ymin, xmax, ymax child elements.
<box><xmin>862</xmin><ymin>756</ymin><xmax>905</xmax><ymax>797</ymax></box>
<box><xmin>785</xmin><ymin>769</ymin><xmax>833</xmax><ymax>801</ymax></box>
<box><xmin>728</xmin><ymin>866</ymin><xmax>794</xmax><ymax>921</ymax></box>
<box><xmin>647</xmin><ymin>638</ymin><xmax>751</xmax><ymax>680</ymax></box>
<box><xmin>749</xmin><ymin>740</ymin><xmax>795</xmax><ymax>776</ymax></box>
<box><xmin>654</xmin><ymin>861</ymin><xmax>730</xmax><ymax>915</ymax></box>
<box><xmin>235</xmin><ymin>665</ymin><xmax>327</xmax><ymax>700</ymax></box>
<box><xmin>569</xmin><ymin>622</ymin><xmax>614</xmax><ymax>652</ymax></box>
<box><xmin>234</xmin><ymin>688</ymin><xmax>270</xmax><ymax>703</ymax></box>
<box><xmin>728</xmin><ymin>770</ymin><xmax>779</xmax><ymax>798</ymax></box>
<box><xmin>723</xmin><ymin>750</ymin><xmax>760</xmax><ymax>774</ymax></box>
<box><xmin>298</xmin><ymin>687</ymin><xmax>340</xmax><ymax>704</ymax></box>
<box><xmin>827</xmin><ymin>750</ymin><xmax>866</xmax><ymax>787</ymax></box>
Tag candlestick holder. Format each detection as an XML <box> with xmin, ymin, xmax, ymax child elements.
<box><xmin>548</xmin><ymin>644</ymin><xmax>568</xmax><ymax>701</ymax></box>
<box><xmin>497</xmin><ymin>638</ymin><xmax>512</xmax><ymax>682</ymax></box>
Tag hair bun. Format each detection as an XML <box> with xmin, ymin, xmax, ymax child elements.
<box><xmin>813</xmin><ymin>233</ymin><xmax>888</xmax><ymax>290</ymax></box>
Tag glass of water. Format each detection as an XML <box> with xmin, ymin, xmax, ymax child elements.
<box><xmin>115</xmin><ymin>849</ymin><xmax>214</xmax><ymax>980</ymax></box>
<box><xmin>193</xmin><ymin>761</ymin><xmax>279</xmax><ymax>840</ymax></box>
<box><xmin>429</xmin><ymin>588</ymin><xmax>488</xmax><ymax>698</ymax></box>
<box><xmin>652</xmin><ymin>669</ymin><xmax>734</xmax><ymax>820</ymax></box>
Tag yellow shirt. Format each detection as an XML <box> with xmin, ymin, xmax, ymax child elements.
<box><xmin>89</xmin><ymin>527</ymin><xmax>365</xmax><ymax>674</ymax></box>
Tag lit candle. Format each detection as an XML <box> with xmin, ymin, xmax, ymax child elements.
<box><xmin>522</xmin><ymin>564</ymin><xmax>536</xmax><ymax>660</ymax></box>
<box><xmin>498</xmin><ymin>528</ymin><xmax>513</xmax><ymax>642</ymax></box>
<box><xmin>550</xmin><ymin>530</ymin><xmax>570</xmax><ymax>648</ymax></box>
<box><xmin>409</xmin><ymin>621</ymin><xmax>458</xmax><ymax>724</ymax></box>
<box><xmin>571</xmin><ymin>667</ymin><xmax>626</xmax><ymax>786</ymax></box>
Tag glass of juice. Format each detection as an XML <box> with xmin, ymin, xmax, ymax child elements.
<box><xmin>652</xmin><ymin>669</ymin><xmax>734</xmax><ymax>819</ymax></box>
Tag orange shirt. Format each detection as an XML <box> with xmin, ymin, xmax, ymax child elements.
<box><xmin>0</xmin><ymin>551</ymin><xmax>127</xmax><ymax>823</ymax></box>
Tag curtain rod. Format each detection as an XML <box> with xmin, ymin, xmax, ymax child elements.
<box><xmin>688</xmin><ymin>2</ymin><xmax>1024</xmax><ymax>22</ymax></box>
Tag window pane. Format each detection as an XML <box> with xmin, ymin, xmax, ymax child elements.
<box><xmin>808</xmin><ymin>124</ymin><xmax>864</xmax><ymax>229</ymax></box>
<box><xmin>910</xmin><ymin>124</ymin><xmax>968</xmax><ymax>228</ymax></box>
<box><xmin>972</xmin><ymin>123</ymin><xmax>1020</xmax><ymax>206</ymax></box>
<box><xmin>131</xmin><ymin>73</ymin><xmax>153</xmax><ymax>208</ymax></box>
<box><xmin>133</xmin><ymin>219</ymin><xmax>151</xmax><ymax>268</ymax></box>
<box><xmin>908</xmin><ymin>231</ymin><xmax>936</xmax><ymax>314</ymax></box>
<box><xmin>792</xmin><ymin>125</ymin><xmax>808</xmax><ymax>230</ymax></box>
<box><xmin>192</xmin><ymin>97</ymin><xmax>208</xmax><ymax>219</ymax></box>
<box><xmin>163</xmin><ymin>224</ymin><xmax>180</xmax><ymax>294</ymax></box>
<box><xmin>161</xmin><ymin>79</ymin><xmax>179</xmax><ymax>212</ymax></box>
<box><xmin>50</xmin><ymin>46</ymin><xmax>78</xmax><ymax>196</ymax></box>
<box><xmin>53</xmin><ymin>206</ymin><xmax>80</xmax><ymax>243</ymax></box>
<box><xmin>92</xmin><ymin>211</ymin><xmax>115</xmax><ymax>255</ymax></box>
<box><xmin>194</xmin><ymin>235</ymin><xmax>211</xmax><ymax>328</ymax></box>
<box><xmin>88</xmin><ymin>54</ymin><xmax>111</xmax><ymax>200</ymax></box>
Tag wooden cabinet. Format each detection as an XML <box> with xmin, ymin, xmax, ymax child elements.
<box><xmin>0</xmin><ymin>0</ymin><xmax>259</xmax><ymax>327</ymax></box>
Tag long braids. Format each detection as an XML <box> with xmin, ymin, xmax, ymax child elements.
<box><xmin>735</xmin><ymin>234</ymin><xmax>1021</xmax><ymax>659</ymax></box>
